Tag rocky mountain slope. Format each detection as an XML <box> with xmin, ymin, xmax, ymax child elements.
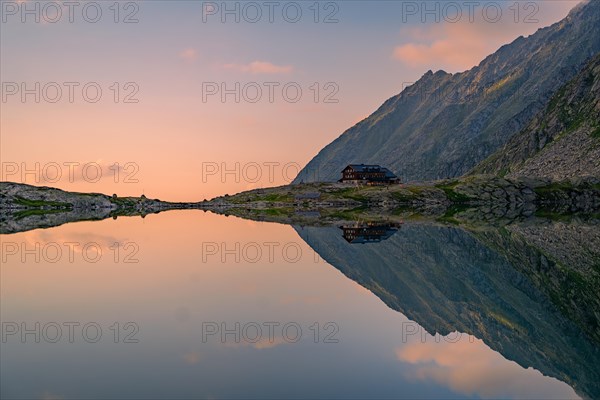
<box><xmin>294</xmin><ymin>0</ymin><xmax>600</xmax><ymax>183</ymax></box>
<box><xmin>474</xmin><ymin>53</ymin><xmax>600</xmax><ymax>179</ymax></box>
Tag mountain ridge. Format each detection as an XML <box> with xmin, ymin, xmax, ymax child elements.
<box><xmin>294</xmin><ymin>1</ymin><xmax>600</xmax><ymax>183</ymax></box>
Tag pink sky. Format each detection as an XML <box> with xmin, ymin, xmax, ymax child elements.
<box><xmin>1</xmin><ymin>1</ymin><xmax>580</xmax><ymax>200</ymax></box>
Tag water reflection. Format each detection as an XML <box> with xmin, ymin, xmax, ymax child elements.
<box><xmin>1</xmin><ymin>211</ymin><xmax>596</xmax><ymax>399</ymax></box>
<box><xmin>297</xmin><ymin>220</ymin><xmax>600</xmax><ymax>399</ymax></box>
<box><xmin>340</xmin><ymin>222</ymin><xmax>401</xmax><ymax>244</ymax></box>
<box><xmin>396</xmin><ymin>335</ymin><xmax>573</xmax><ymax>399</ymax></box>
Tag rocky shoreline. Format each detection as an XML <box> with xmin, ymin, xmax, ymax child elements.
<box><xmin>2</xmin><ymin>177</ymin><xmax>599</xmax><ymax>234</ymax></box>
<box><xmin>0</xmin><ymin>182</ymin><xmax>209</xmax><ymax>234</ymax></box>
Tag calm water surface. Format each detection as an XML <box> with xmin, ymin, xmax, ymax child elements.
<box><xmin>1</xmin><ymin>211</ymin><xmax>595</xmax><ymax>399</ymax></box>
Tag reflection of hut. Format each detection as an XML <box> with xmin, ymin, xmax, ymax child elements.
<box><xmin>340</xmin><ymin>222</ymin><xmax>401</xmax><ymax>244</ymax></box>
<box><xmin>339</xmin><ymin>164</ymin><xmax>400</xmax><ymax>185</ymax></box>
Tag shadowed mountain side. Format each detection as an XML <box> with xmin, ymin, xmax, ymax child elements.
<box><xmin>294</xmin><ymin>1</ymin><xmax>600</xmax><ymax>183</ymax></box>
<box><xmin>474</xmin><ymin>53</ymin><xmax>600</xmax><ymax>179</ymax></box>
<box><xmin>294</xmin><ymin>223</ymin><xmax>600</xmax><ymax>399</ymax></box>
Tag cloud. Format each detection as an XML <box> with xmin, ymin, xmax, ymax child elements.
<box><xmin>252</xmin><ymin>336</ymin><xmax>288</xmax><ymax>349</ymax></box>
<box><xmin>392</xmin><ymin>1</ymin><xmax>581</xmax><ymax>72</ymax></box>
<box><xmin>393</xmin><ymin>30</ymin><xmax>487</xmax><ymax>71</ymax></box>
<box><xmin>179</xmin><ymin>48</ymin><xmax>198</xmax><ymax>61</ymax></box>
<box><xmin>223</xmin><ymin>61</ymin><xmax>293</xmax><ymax>75</ymax></box>
<box><xmin>395</xmin><ymin>335</ymin><xmax>579</xmax><ymax>399</ymax></box>
<box><xmin>221</xmin><ymin>335</ymin><xmax>288</xmax><ymax>350</ymax></box>
<box><xmin>20</xmin><ymin>230</ymin><xmax>129</xmax><ymax>255</ymax></box>
<box><xmin>182</xmin><ymin>351</ymin><xmax>201</xmax><ymax>364</ymax></box>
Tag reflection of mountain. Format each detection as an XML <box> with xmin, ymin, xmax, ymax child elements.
<box><xmin>295</xmin><ymin>222</ymin><xmax>600</xmax><ymax>400</ymax></box>
<box><xmin>340</xmin><ymin>223</ymin><xmax>400</xmax><ymax>244</ymax></box>
<box><xmin>472</xmin><ymin>221</ymin><xmax>600</xmax><ymax>345</ymax></box>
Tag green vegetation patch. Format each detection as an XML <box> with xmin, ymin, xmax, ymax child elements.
<box><xmin>547</xmin><ymin>85</ymin><xmax>568</xmax><ymax>113</ymax></box>
<box><xmin>326</xmin><ymin>206</ymin><xmax>369</xmax><ymax>220</ymax></box>
<box><xmin>534</xmin><ymin>208</ymin><xmax>580</xmax><ymax>221</ymax></box>
<box><xmin>497</xmin><ymin>168</ymin><xmax>509</xmax><ymax>178</ymax></box>
<box><xmin>14</xmin><ymin>196</ymin><xmax>72</xmax><ymax>208</ymax></box>
<box><xmin>435</xmin><ymin>181</ymin><xmax>472</xmax><ymax>203</ymax></box>
<box><xmin>435</xmin><ymin>180</ymin><xmax>460</xmax><ymax>189</ymax></box>
<box><xmin>533</xmin><ymin>182</ymin><xmax>574</xmax><ymax>194</ymax></box>
<box><xmin>562</xmin><ymin>111</ymin><xmax>586</xmax><ymax>135</ymax></box>
<box><xmin>391</xmin><ymin>191</ymin><xmax>418</xmax><ymax>203</ymax></box>
<box><xmin>263</xmin><ymin>193</ymin><xmax>292</xmax><ymax>202</ymax></box>
<box><xmin>436</xmin><ymin>204</ymin><xmax>471</xmax><ymax>225</ymax></box>
<box><xmin>109</xmin><ymin>197</ymin><xmax>139</xmax><ymax>207</ymax></box>
<box><xmin>329</xmin><ymin>187</ymin><xmax>369</xmax><ymax>203</ymax></box>
<box><xmin>13</xmin><ymin>208</ymin><xmax>70</xmax><ymax>219</ymax></box>
<box><xmin>263</xmin><ymin>208</ymin><xmax>287</xmax><ymax>216</ymax></box>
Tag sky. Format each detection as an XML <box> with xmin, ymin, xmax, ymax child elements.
<box><xmin>0</xmin><ymin>0</ymin><xmax>582</xmax><ymax>200</ymax></box>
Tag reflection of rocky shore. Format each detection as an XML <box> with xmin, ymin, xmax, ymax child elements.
<box><xmin>0</xmin><ymin>182</ymin><xmax>206</xmax><ymax>234</ymax></box>
<box><xmin>0</xmin><ymin>207</ymin><xmax>197</xmax><ymax>235</ymax></box>
<box><xmin>2</xmin><ymin>207</ymin><xmax>113</xmax><ymax>235</ymax></box>
<box><xmin>295</xmin><ymin>221</ymin><xmax>600</xmax><ymax>400</ymax></box>
<box><xmin>3</xmin><ymin>179</ymin><xmax>600</xmax><ymax>234</ymax></box>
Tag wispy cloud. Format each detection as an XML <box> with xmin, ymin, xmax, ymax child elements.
<box><xmin>179</xmin><ymin>48</ymin><xmax>199</xmax><ymax>61</ymax></box>
<box><xmin>182</xmin><ymin>351</ymin><xmax>201</xmax><ymax>364</ymax></box>
<box><xmin>223</xmin><ymin>61</ymin><xmax>293</xmax><ymax>75</ymax></box>
<box><xmin>221</xmin><ymin>335</ymin><xmax>288</xmax><ymax>350</ymax></box>
<box><xmin>392</xmin><ymin>1</ymin><xmax>579</xmax><ymax>72</ymax></box>
<box><xmin>393</xmin><ymin>25</ymin><xmax>488</xmax><ymax>71</ymax></box>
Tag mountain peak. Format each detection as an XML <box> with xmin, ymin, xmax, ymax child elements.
<box><xmin>569</xmin><ymin>0</ymin><xmax>594</xmax><ymax>16</ymax></box>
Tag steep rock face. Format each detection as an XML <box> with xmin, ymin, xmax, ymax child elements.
<box><xmin>295</xmin><ymin>222</ymin><xmax>600</xmax><ymax>399</ymax></box>
<box><xmin>474</xmin><ymin>53</ymin><xmax>600</xmax><ymax>179</ymax></box>
<box><xmin>294</xmin><ymin>1</ymin><xmax>600</xmax><ymax>183</ymax></box>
